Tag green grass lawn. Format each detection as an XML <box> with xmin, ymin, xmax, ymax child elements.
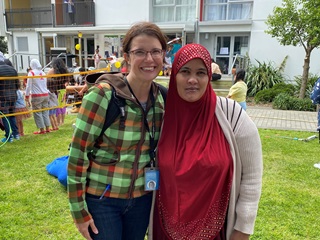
<box><xmin>1</xmin><ymin>114</ymin><xmax>320</xmax><ymax>239</ymax></box>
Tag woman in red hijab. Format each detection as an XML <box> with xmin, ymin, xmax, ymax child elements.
<box><xmin>150</xmin><ymin>44</ymin><xmax>263</xmax><ymax>240</ymax></box>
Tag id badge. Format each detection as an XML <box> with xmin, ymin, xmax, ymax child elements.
<box><xmin>144</xmin><ymin>167</ymin><xmax>159</xmax><ymax>191</ymax></box>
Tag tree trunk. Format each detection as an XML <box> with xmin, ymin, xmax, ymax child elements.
<box><xmin>299</xmin><ymin>49</ymin><xmax>311</xmax><ymax>99</ymax></box>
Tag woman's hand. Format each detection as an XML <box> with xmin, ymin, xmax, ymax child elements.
<box><xmin>75</xmin><ymin>219</ymin><xmax>98</xmax><ymax>240</ymax></box>
<box><xmin>230</xmin><ymin>230</ymin><xmax>250</xmax><ymax>240</ymax></box>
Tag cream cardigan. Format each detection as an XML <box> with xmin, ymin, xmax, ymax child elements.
<box><xmin>148</xmin><ymin>97</ymin><xmax>263</xmax><ymax>240</ymax></box>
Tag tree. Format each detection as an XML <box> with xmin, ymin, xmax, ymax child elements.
<box><xmin>265</xmin><ymin>0</ymin><xmax>320</xmax><ymax>99</ymax></box>
<box><xmin>0</xmin><ymin>36</ymin><xmax>8</xmax><ymax>54</ymax></box>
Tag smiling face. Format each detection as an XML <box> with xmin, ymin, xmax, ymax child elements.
<box><xmin>175</xmin><ymin>58</ymin><xmax>209</xmax><ymax>102</ymax></box>
<box><xmin>124</xmin><ymin>34</ymin><xmax>164</xmax><ymax>83</ymax></box>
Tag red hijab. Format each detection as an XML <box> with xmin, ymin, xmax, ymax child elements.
<box><xmin>156</xmin><ymin>44</ymin><xmax>233</xmax><ymax>239</ymax></box>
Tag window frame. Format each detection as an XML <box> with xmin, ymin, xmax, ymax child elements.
<box><xmin>203</xmin><ymin>0</ymin><xmax>253</xmax><ymax>21</ymax></box>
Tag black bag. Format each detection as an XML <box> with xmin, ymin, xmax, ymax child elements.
<box><xmin>211</xmin><ymin>73</ymin><xmax>221</xmax><ymax>81</ymax></box>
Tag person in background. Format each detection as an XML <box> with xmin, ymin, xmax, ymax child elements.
<box><xmin>109</xmin><ymin>52</ymin><xmax>117</xmax><ymax>65</ymax></box>
<box><xmin>47</xmin><ymin>79</ymin><xmax>59</xmax><ymax>131</ymax></box>
<box><xmin>170</xmin><ymin>38</ymin><xmax>182</xmax><ymax>64</ymax></box>
<box><xmin>65</xmin><ymin>0</ymin><xmax>75</xmax><ymax>25</ymax></box>
<box><xmin>227</xmin><ymin>69</ymin><xmax>248</xmax><ymax>110</ymax></box>
<box><xmin>211</xmin><ymin>58</ymin><xmax>222</xmax><ymax>81</ymax></box>
<box><xmin>23</xmin><ymin>67</ymin><xmax>32</xmax><ymax>89</ymax></box>
<box><xmin>68</xmin><ymin>21</ymin><xmax>167</xmax><ymax>240</ymax></box>
<box><xmin>164</xmin><ymin>45</ymin><xmax>172</xmax><ymax>76</ymax></box>
<box><xmin>151</xmin><ymin>44</ymin><xmax>262</xmax><ymax>240</ymax></box>
<box><xmin>310</xmin><ymin>77</ymin><xmax>320</xmax><ymax>130</ymax></box>
<box><xmin>25</xmin><ymin>59</ymin><xmax>51</xmax><ymax>134</ymax></box>
<box><xmin>0</xmin><ymin>53</ymin><xmax>20</xmax><ymax>142</ymax></box>
<box><xmin>15</xmin><ymin>86</ymin><xmax>31</xmax><ymax>136</ymax></box>
<box><xmin>70</xmin><ymin>67</ymin><xmax>87</xmax><ymax>113</ymax></box>
<box><xmin>47</xmin><ymin>58</ymin><xmax>70</xmax><ymax>126</ymax></box>
<box><xmin>120</xmin><ymin>59</ymin><xmax>129</xmax><ymax>75</ymax></box>
<box><xmin>93</xmin><ymin>48</ymin><xmax>101</xmax><ymax>69</ymax></box>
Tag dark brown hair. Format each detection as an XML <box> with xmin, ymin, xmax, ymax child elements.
<box><xmin>235</xmin><ymin>69</ymin><xmax>246</xmax><ymax>83</ymax></box>
<box><xmin>122</xmin><ymin>21</ymin><xmax>168</xmax><ymax>54</ymax></box>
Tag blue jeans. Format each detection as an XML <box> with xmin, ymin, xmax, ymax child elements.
<box><xmin>238</xmin><ymin>101</ymin><xmax>247</xmax><ymax>111</ymax></box>
<box><xmin>0</xmin><ymin>106</ymin><xmax>18</xmax><ymax>138</ymax></box>
<box><xmin>2</xmin><ymin>115</ymin><xmax>18</xmax><ymax>138</ymax></box>
<box><xmin>86</xmin><ymin>193</ymin><xmax>152</xmax><ymax>240</ymax></box>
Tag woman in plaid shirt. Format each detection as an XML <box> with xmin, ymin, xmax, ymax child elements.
<box><xmin>68</xmin><ymin>22</ymin><xmax>168</xmax><ymax>240</ymax></box>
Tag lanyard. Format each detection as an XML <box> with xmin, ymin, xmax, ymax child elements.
<box><xmin>126</xmin><ymin>79</ymin><xmax>157</xmax><ymax>166</ymax></box>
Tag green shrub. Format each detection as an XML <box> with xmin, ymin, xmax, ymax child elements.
<box><xmin>293</xmin><ymin>74</ymin><xmax>320</xmax><ymax>97</ymax></box>
<box><xmin>246</xmin><ymin>57</ymin><xmax>287</xmax><ymax>97</ymax></box>
<box><xmin>273</xmin><ymin>93</ymin><xmax>316</xmax><ymax>111</ymax></box>
<box><xmin>254</xmin><ymin>83</ymin><xmax>295</xmax><ymax>103</ymax></box>
<box><xmin>255</xmin><ymin>89</ymin><xmax>275</xmax><ymax>103</ymax></box>
<box><xmin>272</xmin><ymin>82</ymin><xmax>295</xmax><ymax>92</ymax></box>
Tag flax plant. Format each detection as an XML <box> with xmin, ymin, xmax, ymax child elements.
<box><xmin>246</xmin><ymin>56</ymin><xmax>288</xmax><ymax>97</ymax></box>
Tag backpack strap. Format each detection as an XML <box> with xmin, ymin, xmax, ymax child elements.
<box><xmin>155</xmin><ymin>83</ymin><xmax>167</xmax><ymax>104</ymax></box>
<box><xmin>94</xmin><ymin>86</ymin><xmax>125</xmax><ymax>147</ymax></box>
<box><xmin>95</xmin><ymin>81</ymin><xmax>168</xmax><ymax>147</ymax></box>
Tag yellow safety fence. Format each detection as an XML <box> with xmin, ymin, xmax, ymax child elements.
<box><xmin>0</xmin><ymin>68</ymin><xmax>110</xmax><ymax>118</ymax></box>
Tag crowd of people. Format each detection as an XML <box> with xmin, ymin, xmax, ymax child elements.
<box><xmin>0</xmin><ymin>21</ymin><xmax>263</xmax><ymax>240</ymax></box>
<box><xmin>0</xmin><ymin>53</ymin><xmax>81</xmax><ymax>142</ymax></box>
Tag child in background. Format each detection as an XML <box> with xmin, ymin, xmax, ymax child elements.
<box><xmin>93</xmin><ymin>48</ymin><xmax>102</xmax><ymax>69</ymax></box>
<box><xmin>23</xmin><ymin>67</ymin><xmax>32</xmax><ymax>89</ymax></box>
<box><xmin>15</xmin><ymin>88</ymin><xmax>31</xmax><ymax>137</ymax></box>
<box><xmin>47</xmin><ymin>58</ymin><xmax>70</xmax><ymax>127</ymax></box>
<box><xmin>70</xmin><ymin>67</ymin><xmax>87</xmax><ymax>113</ymax></box>
<box><xmin>164</xmin><ymin>45</ymin><xmax>172</xmax><ymax>76</ymax></box>
<box><xmin>47</xmin><ymin>80</ymin><xmax>59</xmax><ymax>131</ymax></box>
<box><xmin>227</xmin><ymin>69</ymin><xmax>248</xmax><ymax>110</ymax></box>
<box><xmin>48</xmin><ymin>94</ymin><xmax>59</xmax><ymax>131</ymax></box>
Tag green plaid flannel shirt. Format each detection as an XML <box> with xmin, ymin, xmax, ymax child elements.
<box><xmin>67</xmin><ymin>81</ymin><xmax>165</xmax><ymax>223</ymax></box>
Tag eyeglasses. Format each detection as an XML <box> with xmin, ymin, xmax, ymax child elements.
<box><xmin>129</xmin><ymin>49</ymin><xmax>164</xmax><ymax>59</ymax></box>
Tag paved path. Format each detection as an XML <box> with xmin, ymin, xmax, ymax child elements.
<box><xmin>247</xmin><ymin>106</ymin><xmax>318</xmax><ymax>132</ymax></box>
<box><xmin>68</xmin><ymin>106</ymin><xmax>318</xmax><ymax>132</ymax></box>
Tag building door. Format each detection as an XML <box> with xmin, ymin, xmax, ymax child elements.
<box><xmin>215</xmin><ymin>36</ymin><xmax>231</xmax><ymax>74</ymax></box>
<box><xmin>215</xmin><ymin>35</ymin><xmax>249</xmax><ymax>74</ymax></box>
<box><xmin>74</xmin><ymin>36</ymin><xmax>95</xmax><ymax>68</ymax></box>
<box><xmin>44</xmin><ymin>37</ymin><xmax>54</xmax><ymax>66</ymax></box>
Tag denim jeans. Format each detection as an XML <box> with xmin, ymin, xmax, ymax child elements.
<box><xmin>238</xmin><ymin>101</ymin><xmax>247</xmax><ymax>111</ymax></box>
<box><xmin>0</xmin><ymin>104</ymin><xmax>18</xmax><ymax>138</ymax></box>
<box><xmin>2</xmin><ymin>115</ymin><xmax>18</xmax><ymax>138</ymax></box>
<box><xmin>86</xmin><ymin>193</ymin><xmax>152</xmax><ymax>240</ymax></box>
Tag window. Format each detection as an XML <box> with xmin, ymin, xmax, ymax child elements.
<box><xmin>203</xmin><ymin>0</ymin><xmax>253</xmax><ymax>21</ymax></box>
<box><xmin>233</xmin><ymin>36</ymin><xmax>248</xmax><ymax>55</ymax></box>
<box><xmin>17</xmin><ymin>37</ymin><xmax>29</xmax><ymax>52</ymax></box>
<box><xmin>229</xmin><ymin>3</ymin><xmax>252</xmax><ymax>20</ymax></box>
<box><xmin>153</xmin><ymin>0</ymin><xmax>196</xmax><ymax>22</ymax></box>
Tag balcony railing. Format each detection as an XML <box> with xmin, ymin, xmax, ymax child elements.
<box><xmin>5</xmin><ymin>2</ymin><xmax>95</xmax><ymax>29</ymax></box>
<box><xmin>55</xmin><ymin>2</ymin><xmax>95</xmax><ymax>27</ymax></box>
<box><xmin>5</xmin><ymin>7</ymin><xmax>53</xmax><ymax>28</ymax></box>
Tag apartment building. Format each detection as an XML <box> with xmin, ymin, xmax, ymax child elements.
<box><xmin>1</xmin><ymin>0</ymin><xmax>320</xmax><ymax>80</ymax></box>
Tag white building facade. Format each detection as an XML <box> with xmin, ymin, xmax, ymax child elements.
<box><xmin>1</xmin><ymin>0</ymin><xmax>320</xmax><ymax>80</ymax></box>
